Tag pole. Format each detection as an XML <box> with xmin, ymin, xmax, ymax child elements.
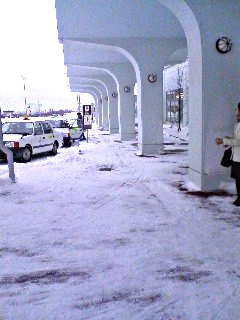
<box><xmin>178</xmin><ymin>87</ymin><xmax>181</xmax><ymax>132</ymax></box>
<box><xmin>21</xmin><ymin>76</ymin><xmax>27</xmax><ymax>113</ymax></box>
<box><xmin>77</xmin><ymin>93</ymin><xmax>81</xmax><ymax>112</ymax></box>
<box><xmin>0</xmin><ymin>108</ymin><xmax>15</xmax><ymax>182</ymax></box>
<box><xmin>177</xmin><ymin>67</ymin><xmax>183</xmax><ymax>132</ymax></box>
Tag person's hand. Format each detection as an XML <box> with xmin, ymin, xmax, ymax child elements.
<box><xmin>215</xmin><ymin>138</ymin><xmax>223</xmax><ymax>145</ymax></box>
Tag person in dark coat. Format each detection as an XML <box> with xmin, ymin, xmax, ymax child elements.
<box><xmin>77</xmin><ymin>112</ymin><xmax>83</xmax><ymax>128</ymax></box>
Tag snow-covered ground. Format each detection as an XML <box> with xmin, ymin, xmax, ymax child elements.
<box><xmin>0</xmin><ymin>124</ymin><xmax>240</xmax><ymax>320</ymax></box>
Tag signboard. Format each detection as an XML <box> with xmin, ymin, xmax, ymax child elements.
<box><xmin>83</xmin><ymin>105</ymin><xmax>92</xmax><ymax>130</ymax></box>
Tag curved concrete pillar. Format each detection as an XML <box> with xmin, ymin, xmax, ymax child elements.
<box><xmin>70</xmin><ymin>74</ymin><xmax>118</xmax><ymax>134</ymax></box>
<box><xmin>79</xmin><ymin>89</ymin><xmax>98</xmax><ymax>105</ymax></box>
<box><xmin>95</xmin><ymin>75</ymin><xmax>118</xmax><ymax>134</ymax></box>
<box><xmin>70</xmin><ymin>79</ymin><xmax>109</xmax><ymax>131</ymax></box>
<box><xmin>66</xmin><ymin>62</ymin><xmax>136</xmax><ymax>140</ymax></box>
<box><xmin>157</xmin><ymin>0</ymin><xmax>203</xmax><ymax>188</ymax></box>
<box><xmin>65</xmin><ymin>39</ymin><xmax>184</xmax><ymax>152</ymax></box>
<box><xmin>71</xmin><ymin>84</ymin><xmax>103</xmax><ymax>127</ymax></box>
<box><xmin>93</xmin><ymin>63</ymin><xmax>136</xmax><ymax>141</ymax></box>
<box><xmin>118</xmin><ymin>39</ymin><xmax>184</xmax><ymax>154</ymax></box>
<box><xmin>75</xmin><ymin>88</ymin><xmax>100</xmax><ymax>125</ymax></box>
<box><xmin>67</xmin><ymin>65</ymin><xmax>118</xmax><ymax>134</ymax></box>
<box><xmin>79</xmin><ymin>86</ymin><xmax>102</xmax><ymax>127</ymax></box>
<box><xmin>157</xmin><ymin>0</ymin><xmax>240</xmax><ymax>190</ymax></box>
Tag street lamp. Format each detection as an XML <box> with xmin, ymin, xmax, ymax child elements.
<box><xmin>77</xmin><ymin>93</ymin><xmax>81</xmax><ymax>111</ymax></box>
<box><xmin>21</xmin><ymin>76</ymin><xmax>27</xmax><ymax>110</ymax></box>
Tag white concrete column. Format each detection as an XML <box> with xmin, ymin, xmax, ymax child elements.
<box><xmin>68</xmin><ymin>72</ymin><xmax>118</xmax><ymax>133</ymax></box>
<box><xmin>123</xmin><ymin>39</ymin><xmax>185</xmax><ymax>154</ymax></box>
<box><xmin>68</xmin><ymin>62</ymin><xmax>136</xmax><ymax>141</ymax></box>
<box><xmin>82</xmin><ymin>63</ymin><xmax>136</xmax><ymax>141</ymax></box>
<box><xmin>70</xmin><ymin>79</ymin><xmax>109</xmax><ymax>130</ymax></box>
<box><xmin>71</xmin><ymin>84</ymin><xmax>103</xmax><ymax>127</ymax></box>
<box><xmin>91</xmin><ymin>75</ymin><xmax>118</xmax><ymax>134</ymax></box>
<box><xmin>69</xmin><ymin>39</ymin><xmax>186</xmax><ymax>152</ymax></box>
<box><xmin>160</xmin><ymin>0</ymin><xmax>240</xmax><ymax>190</ymax></box>
<box><xmin>111</xmin><ymin>64</ymin><xmax>136</xmax><ymax>141</ymax></box>
<box><xmin>137</xmin><ymin>67</ymin><xmax>164</xmax><ymax>154</ymax></box>
<box><xmin>75</xmin><ymin>87</ymin><xmax>100</xmax><ymax>125</ymax></box>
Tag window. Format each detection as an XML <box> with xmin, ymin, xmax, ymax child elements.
<box><xmin>34</xmin><ymin>122</ymin><xmax>43</xmax><ymax>135</ymax></box>
<box><xmin>22</xmin><ymin>122</ymin><xmax>34</xmax><ymax>135</ymax></box>
<box><xmin>166</xmin><ymin>89</ymin><xmax>183</xmax><ymax>123</ymax></box>
<box><xmin>60</xmin><ymin>120</ymin><xmax>69</xmax><ymax>128</ymax></box>
<box><xmin>47</xmin><ymin>120</ymin><xmax>69</xmax><ymax>128</ymax></box>
<box><xmin>42</xmin><ymin>122</ymin><xmax>53</xmax><ymax>134</ymax></box>
<box><xmin>70</xmin><ymin>119</ymin><xmax>77</xmax><ymax>128</ymax></box>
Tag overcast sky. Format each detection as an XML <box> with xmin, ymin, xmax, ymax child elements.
<box><xmin>0</xmin><ymin>0</ymin><xmax>93</xmax><ymax>112</ymax></box>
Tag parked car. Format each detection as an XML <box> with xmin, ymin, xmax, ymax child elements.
<box><xmin>0</xmin><ymin>117</ymin><xmax>63</xmax><ymax>162</ymax></box>
<box><xmin>46</xmin><ymin>117</ymin><xmax>84</xmax><ymax>147</ymax></box>
<box><xmin>68</xmin><ymin>118</ymin><xmax>85</xmax><ymax>142</ymax></box>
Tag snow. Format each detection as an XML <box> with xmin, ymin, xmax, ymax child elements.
<box><xmin>0</xmin><ymin>124</ymin><xmax>240</xmax><ymax>320</ymax></box>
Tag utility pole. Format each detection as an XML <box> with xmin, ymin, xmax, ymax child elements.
<box><xmin>21</xmin><ymin>76</ymin><xmax>27</xmax><ymax>114</ymax></box>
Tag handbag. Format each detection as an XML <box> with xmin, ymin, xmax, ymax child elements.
<box><xmin>221</xmin><ymin>147</ymin><xmax>233</xmax><ymax>167</ymax></box>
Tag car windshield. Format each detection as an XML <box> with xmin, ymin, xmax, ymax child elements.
<box><xmin>2</xmin><ymin>122</ymin><xmax>34</xmax><ymax>135</ymax></box>
<box><xmin>69</xmin><ymin>119</ymin><xmax>82</xmax><ymax>128</ymax></box>
<box><xmin>69</xmin><ymin>119</ymin><xmax>77</xmax><ymax>126</ymax></box>
<box><xmin>47</xmin><ymin>120</ymin><xmax>69</xmax><ymax>128</ymax></box>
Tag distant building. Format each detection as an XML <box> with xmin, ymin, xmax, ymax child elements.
<box><xmin>2</xmin><ymin>110</ymin><xmax>15</xmax><ymax>118</ymax></box>
<box><xmin>163</xmin><ymin>60</ymin><xmax>189</xmax><ymax>126</ymax></box>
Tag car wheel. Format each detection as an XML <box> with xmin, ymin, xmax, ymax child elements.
<box><xmin>65</xmin><ymin>142</ymin><xmax>72</xmax><ymax>147</ymax></box>
<box><xmin>20</xmin><ymin>147</ymin><xmax>32</xmax><ymax>163</ymax></box>
<box><xmin>50</xmin><ymin>142</ymin><xmax>58</xmax><ymax>155</ymax></box>
<box><xmin>63</xmin><ymin>140</ymin><xmax>71</xmax><ymax>147</ymax></box>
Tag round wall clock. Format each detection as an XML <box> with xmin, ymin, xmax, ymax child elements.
<box><xmin>124</xmin><ymin>86</ymin><xmax>131</xmax><ymax>93</ymax></box>
<box><xmin>148</xmin><ymin>73</ymin><xmax>157</xmax><ymax>83</ymax></box>
<box><xmin>216</xmin><ymin>37</ymin><xmax>232</xmax><ymax>54</ymax></box>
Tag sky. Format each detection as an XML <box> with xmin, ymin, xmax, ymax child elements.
<box><xmin>0</xmin><ymin>1</ymin><xmax>94</xmax><ymax>113</ymax></box>
<box><xmin>0</xmin><ymin>123</ymin><xmax>240</xmax><ymax>319</ymax></box>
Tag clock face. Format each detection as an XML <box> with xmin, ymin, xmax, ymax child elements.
<box><xmin>148</xmin><ymin>73</ymin><xmax>157</xmax><ymax>83</ymax></box>
<box><xmin>124</xmin><ymin>86</ymin><xmax>131</xmax><ymax>92</ymax></box>
<box><xmin>216</xmin><ymin>37</ymin><xmax>232</xmax><ymax>54</ymax></box>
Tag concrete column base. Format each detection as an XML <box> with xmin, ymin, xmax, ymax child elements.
<box><xmin>188</xmin><ymin>168</ymin><xmax>234</xmax><ymax>191</ymax></box>
<box><xmin>138</xmin><ymin>143</ymin><xmax>164</xmax><ymax>155</ymax></box>
<box><xmin>120</xmin><ymin>132</ymin><xmax>136</xmax><ymax>141</ymax></box>
<box><xmin>109</xmin><ymin>127</ymin><xmax>119</xmax><ymax>134</ymax></box>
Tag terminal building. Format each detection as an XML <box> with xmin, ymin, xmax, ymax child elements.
<box><xmin>54</xmin><ymin>0</ymin><xmax>240</xmax><ymax>191</ymax></box>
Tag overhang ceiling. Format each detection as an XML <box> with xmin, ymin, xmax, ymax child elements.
<box><xmin>56</xmin><ymin>0</ymin><xmax>185</xmax><ymax>40</ymax></box>
<box><xmin>55</xmin><ymin>0</ymin><xmax>187</xmax><ymax>91</ymax></box>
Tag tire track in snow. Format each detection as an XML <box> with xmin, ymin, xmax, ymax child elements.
<box><xmin>78</xmin><ymin>137</ymin><xmax>145</xmax><ymax>213</ymax></box>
